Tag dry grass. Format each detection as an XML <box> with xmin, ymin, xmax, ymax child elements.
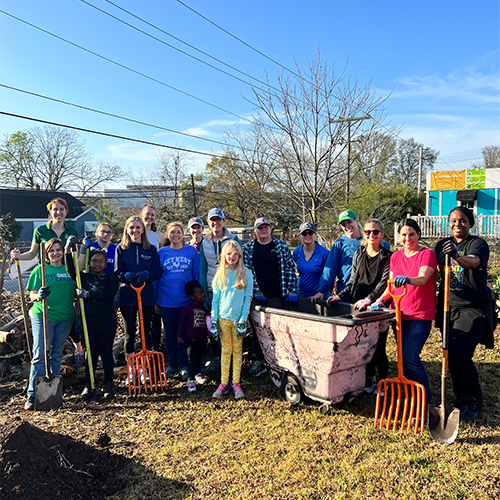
<box><xmin>2</xmin><ymin>326</ymin><xmax>500</xmax><ymax>500</ymax></box>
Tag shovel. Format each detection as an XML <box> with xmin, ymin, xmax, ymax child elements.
<box><xmin>15</xmin><ymin>258</ymin><xmax>32</xmax><ymax>360</ymax></box>
<box><xmin>428</xmin><ymin>253</ymin><xmax>460</xmax><ymax>444</ymax></box>
<box><xmin>35</xmin><ymin>243</ymin><xmax>63</xmax><ymax>411</ymax></box>
<box><xmin>72</xmin><ymin>250</ymin><xmax>95</xmax><ymax>390</ymax></box>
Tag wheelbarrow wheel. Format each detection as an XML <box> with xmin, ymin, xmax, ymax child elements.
<box><xmin>282</xmin><ymin>374</ymin><xmax>302</xmax><ymax>405</ymax></box>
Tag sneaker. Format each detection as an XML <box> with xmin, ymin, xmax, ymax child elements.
<box><xmin>125</xmin><ymin>368</ymin><xmax>136</xmax><ymax>386</ymax></box>
<box><xmin>104</xmin><ymin>382</ymin><xmax>115</xmax><ymax>399</ymax></box>
<box><xmin>195</xmin><ymin>373</ymin><xmax>207</xmax><ymax>385</ymax></box>
<box><xmin>74</xmin><ymin>351</ymin><xmax>84</xmax><ymax>368</ymax></box>
<box><xmin>81</xmin><ymin>386</ymin><xmax>93</xmax><ymax>401</ymax></box>
<box><xmin>188</xmin><ymin>380</ymin><xmax>196</xmax><ymax>392</ymax></box>
<box><xmin>375</xmin><ymin>385</ymin><xmax>385</xmax><ymax>398</ymax></box>
<box><xmin>180</xmin><ymin>367</ymin><xmax>189</xmax><ymax>381</ymax></box>
<box><xmin>212</xmin><ymin>383</ymin><xmax>227</xmax><ymax>399</ymax></box>
<box><xmin>24</xmin><ymin>397</ymin><xmax>35</xmax><ymax>411</ymax></box>
<box><xmin>363</xmin><ymin>382</ymin><xmax>378</xmax><ymax>394</ymax></box>
<box><xmin>164</xmin><ymin>366</ymin><xmax>179</xmax><ymax>378</ymax></box>
<box><xmin>232</xmin><ymin>383</ymin><xmax>245</xmax><ymax>399</ymax></box>
<box><xmin>139</xmin><ymin>368</ymin><xmax>150</xmax><ymax>384</ymax></box>
<box><xmin>249</xmin><ymin>360</ymin><xmax>267</xmax><ymax>377</ymax></box>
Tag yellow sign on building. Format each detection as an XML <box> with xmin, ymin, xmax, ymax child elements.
<box><xmin>430</xmin><ymin>170</ymin><xmax>465</xmax><ymax>191</ymax></box>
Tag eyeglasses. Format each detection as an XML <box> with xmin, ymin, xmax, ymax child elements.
<box><xmin>301</xmin><ymin>231</ymin><xmax>314</xmax><ymax>236</ymax></box>
<box><xmin>364</xmin><ymin>229</ymin><xmax>381</xmax><ymax>236</ymax></box>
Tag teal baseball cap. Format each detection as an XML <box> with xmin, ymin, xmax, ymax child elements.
<box><xmin>338</xmin><ymin>210</ymin><xmax>358</xmax><ymax>224</ymax></box>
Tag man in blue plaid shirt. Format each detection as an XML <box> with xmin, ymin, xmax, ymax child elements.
<box><xmin>243</xmin><ymin>217</ymin><xmax>298</xmax><ymax>376</ymax></box>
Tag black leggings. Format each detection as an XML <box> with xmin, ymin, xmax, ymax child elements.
<box><xmin>366</xmin><ymin>326</ymin><xmax>389</xmax><ymax>380</ymax></box>
<box><xmin>84</xmin><ymin>315</ymin><xmax>117</xmax><ymax>385</ymax></box>
<box><xmin>120</xmin><ymin>304</ymin><xmax>155</xmax><ymax>355</ymax></box>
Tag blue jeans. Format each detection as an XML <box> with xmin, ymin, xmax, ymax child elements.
<box><xmin>401</xmin><ymin>319</ymin><xmax>432</xmax><ymax>405</ymax></box>
<box><xmin>160</xmin><ymin>306</ymin><xmax>188</xmax><ymax>370</ymax></box>
<box><xmin>28</xmin><ymin>313</ymin><xmax>74</xmax><ymax>398</ymax></box>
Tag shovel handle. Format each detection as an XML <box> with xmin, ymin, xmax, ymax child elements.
<box><xmin>40</xmin><ymin>243</ymin><xmax>53</xmax><ymax>379</ymax></box>
<box><xmin>72</xmin><ymin>250</ymin><xmax>95</xmax><ymax>389</ymax></box>
<box><xmin>15</xmin><ymin>259</ymin><xmax>32</xmax><ymax>360</ymax></box>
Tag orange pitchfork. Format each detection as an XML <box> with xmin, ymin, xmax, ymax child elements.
<box><xmin>127</xmin><ymin>283</ymin><xmax>167</xmax><ymax>395</ymax></box>
<box><xmin>374</xmin><ymin>280</ymin><xmax>426</xmax><ymax>434</ymax></box>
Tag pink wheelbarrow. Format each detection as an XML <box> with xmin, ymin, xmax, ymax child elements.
<box><xmin>250</xmin><ymin>299</ymin><xmax>394</xmax><ymax>411</ymax></box>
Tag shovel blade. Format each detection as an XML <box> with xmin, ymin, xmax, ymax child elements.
<box><xmin>428</xmin><ymin>404</ymin><xmax>460</xmax><ymax>445</ymax></box>
<box><xmin>35</xmin><ymin>376</ymin><xmax>63</xmax><ymax>411</ymax></box>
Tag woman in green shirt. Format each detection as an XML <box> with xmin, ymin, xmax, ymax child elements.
<box><xmin>24</xmin><ymin>238</ymin><xmax>76</xmax><ymax>410</ymax></box>
<box><xmin>11</xmin><ymin>197</ymin><xmax>78</xmax><ymax>261</ymax></box>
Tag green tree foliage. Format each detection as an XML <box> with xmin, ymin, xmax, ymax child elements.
<box><xmin>0</xmin><ymin>131</ymin><xmax>38</xmax><ymax>188</ymax></box>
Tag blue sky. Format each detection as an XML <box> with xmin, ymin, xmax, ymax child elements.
<box><xmin>0</xmin><ymin>0</ymin><xmax>498</xmax><ymax>188</ymax></box>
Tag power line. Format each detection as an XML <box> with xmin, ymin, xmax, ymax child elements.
<box><xmin>0</xmin><ymin>111</ymin><xmax>233</xmax><ymax>160</ymax></box>
<box><xmin>0</xmin><ymin>9</ymin><xmax>252</xmax><ymax>124</ymax></box>
<box><xmin>173</xmin><ymin>0</ymin><xmax>306</xmax><ymax>83</ymax></box>
<box><xmin>82</xmin><ymin>0</ymin><xmax>335</xmax><ymax>122</ymax></box>
<box><xmin>0</xmin><ymin>83</ymin><xmax>250</xmax><ymax>151</ymax></box>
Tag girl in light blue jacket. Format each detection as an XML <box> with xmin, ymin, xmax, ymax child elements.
<box><xmin>211</xmin><ymin>240</ymin><xmax>253</xmax><ymax>400</ymax></box>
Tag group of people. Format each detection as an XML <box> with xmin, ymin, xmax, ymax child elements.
<box><xmin>14</xmin><ymin>199</ymin><xmax>495</xmax><ymax>422</ymax></box>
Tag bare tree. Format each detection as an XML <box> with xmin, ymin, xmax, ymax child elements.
<box><xmin>248</xmin><ymin>53</ymin><xmax>394</xmax><ymax>223</ymax></box>
<box><xmin>472</xmin><ymin>144</ymin><xmax>500</xmax><ymax>169</ymax></box>
<box><xmin>0</xmin><ymin>125</ymin><xmax>123</xmax><ymax>196</ymax></box>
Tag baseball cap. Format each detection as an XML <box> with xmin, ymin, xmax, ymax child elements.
<box><xmin>338</xmin><ymin>210</ymin><xmax>358</xmax><ymax>224</ymax></box>
<box><xmin>299</xmin><ymin>222</ymin><xmax>316</xmax><ymax>234</ymax></box>
<box><xmin>188</xmin><ymin>217</ymin><xmax>204</xmax><ymax>229</ymax></box>
<box><xmin>207</xmin><ymin>208</ymin><xmax>225</xmax><ymax>220</ymax></box>
<box><xmin>254</xmin><ymin>217</ymin><xmax>271</xmax><ymax>228</ymax></box>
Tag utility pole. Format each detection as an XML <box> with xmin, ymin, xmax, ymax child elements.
<box><xmin>330</xmin><ymin>115</ymin><xmax>372</xmax><ymax>202</ymax></box>
<box><xmin>191</xmin><ymin>174</ymin><xmax>197</xmax><ymax>216</ymax></box>
<box><xmin>417</xmin><ymin>147</ymin><xmax>423</xmax><ymax>195</ymax></box>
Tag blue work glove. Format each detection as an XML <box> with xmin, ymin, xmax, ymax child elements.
<box><xmin>38</xmin><ymin>286</ymin><xmax>51</xmax><ymax>299</ymax></box>
<box><xmin>286</xmin><ymin>292</ymin><xmax>298</xmax><ymax>303</ymax></box>
<box><xmin>136</xmin><ymin>270</ymin><xmax>149</xmax><ymax>285</ymax></box>
<box><xmin>442</xmin><ymin>240</ymin><xmax>459</xmax><ymax>260</ymax></box>
<box><xmin>394</xmin><ymin>276</ymin><xmax>411</xmax><ymax>288</ymax></box>
<box><xmin>256</xmin><ymin>295</ymin><xmax>268</xmax><ymax>306</ymax></box>
<box><xmin>79</xmin><ymin>236</ymin><xmax>92</xmax><ymax>255</ymax></box>
<box><xmin>65</xmin><ymin>235</ymin><xmax>79</xmax><ymax>252</ymax></box>
<box><xmin>75</xmin><ymin>288</ymin><xmax>89</xmax><ymax>299</ymax></box>
<box><xmin>237</xmin><ymin>320</ymin><xmax>247</xmax><ymax>340</ymax></box>
<box><xmin>124</xmin><ymin>272</ymin><xmax>136</xmax><ymax>284</ymax></box>
<box><xmin>211</xmin><ymin>322</ymin><xmax>218</xmax><ymax>341</ymax></box>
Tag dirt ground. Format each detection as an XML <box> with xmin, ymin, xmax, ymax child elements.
<box><xmin>0</xmin><ymin>414</ymin><xmax>129</xmax><ymax>499</ymax></box>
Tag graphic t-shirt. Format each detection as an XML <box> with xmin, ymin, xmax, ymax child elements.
<box><xmin>157</xmin><ymin>245</ymin><xmax>200</xmax><ymax>308</ymax></box>
<box><xmin>27</xmin><ymin>264</ymin><xmax>76</xmax><ymax>322</ymax></box>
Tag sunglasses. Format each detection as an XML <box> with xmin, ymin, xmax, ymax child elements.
<box><xmin>364</xmin><ymin>229</ymin><xmax>381</xmax><ymax>236</ymax></box>
<box><xmin>301</xmin><ymin>231</ymin><xmax>314</xmax><ymax>236</ymax></box>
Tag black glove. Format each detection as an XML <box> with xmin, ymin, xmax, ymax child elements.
<box><xmin>256</xmin><ymin>295</ymin><xmax>268</xmax><ymax>306</ymax></box>
<box><xmin>442</xmin><ymin>240</ymin><xmax>458</xmax><ymax>260</ymax></box>
<box><xmin>65</xmin><ymin>235</ymin><xmax>79</xmax><ymax>252</ymax></box>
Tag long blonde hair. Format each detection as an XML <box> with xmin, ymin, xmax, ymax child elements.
<box><xmin>213</xmin><ymin>240</ymin><xmax>246</xmax><ymax>290</ymax></box>
<box><xmin>120</xmin><ymin>216</ymin><xmax>151</xmax><ymax>250</ymax></box>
